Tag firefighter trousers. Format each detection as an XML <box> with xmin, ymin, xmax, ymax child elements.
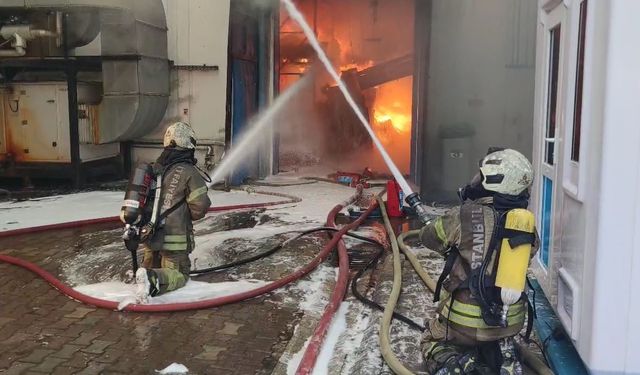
<box><xmin>421</xmin><ymin>317</ymin><xmax>523</xmax><ymax>375</ymax></box>
<box><xmin>141</xmin><ymin>247</ymin><xmax>190</xmax><ymax>295</ymax></box>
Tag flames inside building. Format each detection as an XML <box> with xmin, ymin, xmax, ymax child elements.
<box><xmin>278</xmin><ymin>0</ymin><xmax>415</xmax><ymax>177</ymax></box>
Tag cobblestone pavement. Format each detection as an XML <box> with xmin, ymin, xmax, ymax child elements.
<box><xmin>0</xmin><ymin>214</ymin><xmax>318</xmax><ymax>375</ymax></box>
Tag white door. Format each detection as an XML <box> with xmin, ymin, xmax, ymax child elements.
<box><xmin>537</xmin><ymin>4</ymin><xmax>566</xmax><ymax>270</ymax></box>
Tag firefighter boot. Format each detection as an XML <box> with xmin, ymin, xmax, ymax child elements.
<box><xmin>135</xmin><ymin>268</ymin><xmax>160</xmax><ymax>303</ymax></box>
<box><xmin>499</xmin><ymin>338</ymin><xmax>523</xmax><ymax>375</ymax></box>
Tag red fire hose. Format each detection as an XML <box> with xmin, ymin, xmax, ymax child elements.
<box><xmin>0</xmin><ymin>190</ymin><xmax>300</xmax><ymax>239</ymax></box>
<box><xmin>0</xmin><ymin>191</ymin><xmax>376</xmax><ymax>313</ymax></box>
<box><xmin>295</xmin><ymin>196</ymin><xmax>371</xmax><ymax>374</ymax></box>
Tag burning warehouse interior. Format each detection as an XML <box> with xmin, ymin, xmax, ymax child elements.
<box><xmin>278</xmin><ymin>0</ymin><xmax>416</xmax><ymax>180</ymax></box>
<box><xmin>277</xmin><ymin>0</ymin><xmax>536</xmax><ymax>201</ymax></box>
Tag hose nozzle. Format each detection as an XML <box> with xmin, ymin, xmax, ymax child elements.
<box><xmin>405</xmin><ymin>193</ymin><xmax>433</xmax><ymax>224</ymax></box>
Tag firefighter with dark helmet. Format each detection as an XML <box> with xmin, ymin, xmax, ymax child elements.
<box><xmin>420</xmin><ymin>148</ymin><xmax>538</xmax><ymax>375</ymax></box>
<box><xmin>135</xmin><ymin>121</ymin><xmax>211</xmax><ymax>302</ymax></box>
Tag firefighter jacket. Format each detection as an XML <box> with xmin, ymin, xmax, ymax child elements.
<box><xmin>146</xmin><ymin>162</ymin><xmax>211</xmax><ymax>252</ymax></box>
<box><xmin>419</xmin><ymin>197</ymin><xmax>539</xmax><ymax>342</ymax></box>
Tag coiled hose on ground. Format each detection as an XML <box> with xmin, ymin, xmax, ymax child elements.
<box><xmin>0</xmin><ymin>190</ymin><xmax>374</xmax><ymax>313</ymax></box>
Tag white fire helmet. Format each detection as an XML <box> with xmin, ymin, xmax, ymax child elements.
<box><xmin>479</xmin><ymin>149</ymin><xmax>534</xmax><ymax>196</ymax></box>
<box><xmin>163</xmin><ymin>122</ymin><xmax>197</xmax><ymax>149</ymax></box>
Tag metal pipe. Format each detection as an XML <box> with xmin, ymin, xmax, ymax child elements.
<box><xmin>131</xmin><ymin>142</ymin><xmax>226</xmax><ymax>149</ymax></box>
<box><xmin>62</xmin><ymin>13</ymin><xmax>82</xmax><ymax>188</ymax></box>
<box><xmin>0</xmin><ymin>25</ymin><xmax>58</xmax><ymax>40</ymax></box>
<box><xmin>56</xmin><ymin>11</ymin><xmax>63</xmax><ymax>47</ymax></box>
<box><xmin>0</xmin><ymin>46</ymin><xmax>25</xmax><ymax>57</ymax></box>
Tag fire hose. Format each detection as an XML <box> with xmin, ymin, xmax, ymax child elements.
<box><xmin>350</xmin><ymin>240</ymin><xmax>426</xmax><ymax>332</ymax></box>
<box><xmin>295</xmin><ymin>188</ymin><xmax>375</xmax><ymax>374</ymax></box>
<box><xmin>0</xmin><ymin>190</ymin><xmax>301</xmax><ymax>240</ymax></box>
<box><xmin>396</xmin><ymin>230</ymin><xmax>553</xmax><ymax>375</ymax></box>
<box><xmin>0</xmin><ymin>190</ymin><xmax>376</xmax><ymax>314</ymax></box>
<box><xmin>377</xmin><ymin>196</ymin><xmax>416</xmax><ymax>375</ymax></box>
<box><xmin>190</xmin><ymin>227</ymin><xmax>383</xmax><ymax>276</ymax></box>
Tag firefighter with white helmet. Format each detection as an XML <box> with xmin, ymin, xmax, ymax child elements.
<box><xmin>420</xmin><ymin>148</ymin><xmax>538</xmax><ymax>374</ymax></box>
<box><xmin>134</xmin><ymin>121</ymin><xmax>211</xmax><ymax>302</ymax></box>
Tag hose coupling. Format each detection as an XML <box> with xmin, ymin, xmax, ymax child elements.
<box><xmin>405</xmin><ymin>193</ymin><xmax>433</xmax><ymax>224</ymax></box>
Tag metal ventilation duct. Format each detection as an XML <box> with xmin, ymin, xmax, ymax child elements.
<box><xmin>0</xmin><ymin>0</ymin><xmax>169</xmax><ymax>143</ymax></box>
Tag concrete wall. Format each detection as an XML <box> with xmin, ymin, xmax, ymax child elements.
<box><xmin>420</xmin><ymin>0</ymin><xmax>537</xmax><ymax>200</ymax></box>
<box><xmin>531</xmin><ymin>0</ymin><xmax>640</xmax><ymax>373</ymax></box>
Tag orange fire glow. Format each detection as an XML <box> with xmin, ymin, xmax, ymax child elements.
<box><xmin>369</xmin><ymin>76</ymin><xmax>413</xmax><ymax>173</ymax></box>
<box><xmin>279</xmin><ymin>0</ymin><xmax>415</xmax><ymax>174</ymax></box>
<box><xmin>339</xmin><ymin>61</ymin><xmax>374</xmax><ymax>72</ymax></box>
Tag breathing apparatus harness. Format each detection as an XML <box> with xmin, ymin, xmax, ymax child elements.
<box><xmin>433</xmin><ymin>190</ymin><xmax>537</xmax><ymax>337</ymax></box>
<box><xmin>120</xmin><ymin>149</ymin><xmax>210</xmax><ymax>273</ymax></box>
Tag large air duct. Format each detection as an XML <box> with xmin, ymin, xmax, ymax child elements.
<box><xmin>0</xmin><ymin>0</ymin><xmax>169</xmax><ymax>143</ymax></box>
<box><xmin>98</xmin><ymin>1</ymin><xmax>169</xmax><ymax>142</ymax></box>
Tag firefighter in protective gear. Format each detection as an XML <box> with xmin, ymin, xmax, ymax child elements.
<box><xmin>420</xmin><ymin>149</ymin><xmax>538</xmax><ymax>375</ymax></box>
<box><xmin>135</xmin><ymin>122</ymin><xmax>211</xmax><ymax>301</ymax></box>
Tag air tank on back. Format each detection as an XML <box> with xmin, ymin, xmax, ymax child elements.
<box><xmin>120</xmin><ymin>163</ymin><xmax>154</xmax><ymax>226</ymax></box>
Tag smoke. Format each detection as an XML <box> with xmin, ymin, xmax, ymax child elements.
<box><xmin>278</xmin><ymin>0</ymin><xmax>416</xmax><ymax>177</ymax></box>
<box><xmin>276</xmin><ymin>68</ymin><xmax>328</xmax><ymax>171</ymax></box>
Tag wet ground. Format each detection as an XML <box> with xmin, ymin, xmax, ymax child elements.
<box><xmin>0</xmin><ymin>182</ymin><xmax>548</xmax><ymax>375</ymax></box>
<box><xmin>0</xmin><ymin>213</ymin><xmax>320</xmax><ymax>374</ymax></box>
<box><xmin>0</xmin><ymin>190</ymin><xmax>388</xmax><ymax>375</ymax></box>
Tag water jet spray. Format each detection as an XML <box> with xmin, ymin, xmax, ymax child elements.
<box><xmin>208</xmin><ymin>74</ymin><xmax>312</xmax><ymax>186</ymax></box>
<box><xmin>281</xmin><ymin>0</ymin><xmax>432</xmax><ymax>223</ymax></box>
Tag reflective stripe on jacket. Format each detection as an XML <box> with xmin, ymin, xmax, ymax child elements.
<box><xmin>419</xmin><ymin>197</ymin><xmax>539</xmax><ymax>340</ymax></box>
<box><xmin>147</xmin><ymin>162</ymin><xmax>211</xmax><ymax>252</ymax></box>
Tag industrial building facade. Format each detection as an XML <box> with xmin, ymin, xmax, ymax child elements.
<box><xmin>4</xmin><ymin>0</ymin><xmax>640</xmax><ymax>374</ymax></box>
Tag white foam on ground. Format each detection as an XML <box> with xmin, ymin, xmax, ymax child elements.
<box><xmin>0</xmin><ymin>190</ymin><xmax>287</xmax><ymax>232</ymax></box>
<box><xmin>247</xmin><ymin>182</ymin><xmax>378</xmax><ymax>224</ymax></box>
<box><xmin>286</xmin><ymin>337</ymin><xmax>311</xmax><ymax>375</ymax></box>
<box><xmin>297</xmin><ymin>265</ymin><xmax>336</xmax><ymax>313</ymax></box>
<box><xmin>285</xmin><ymin>302</ymin><xmax>351</xmax><ymax>375</ymax></box>
<box><xmin>0</xmin><ymin>192</ymin><xmax>122</xmax><ymax>231</ymax></box>
<box><xmin>331</xmin><ymin>305</ymin><xmax>374</xmax><ymax>374</ymax></box>
<box><xmin>312</xmin><ymin>302</ymin><xmax>351</xmax><ymax>375</ymax></box>
<box><xmin>192</xmin><ymin>225</ymin><xmax>302</xmax><ymax>267</ymax></box>
<box><xmin>155</xmin><ymin>363</ymin><xmax>189</xmax><ymax>374</ymax></box>
<box><xmin>74</xmin><ymin>279</ymin><xmax>268</xmax><ymax>306</ymax></box>
<box><xmin>274</xmin><ymin>264</ymin><xmax>336</xmax><ymax>314</ymax></box>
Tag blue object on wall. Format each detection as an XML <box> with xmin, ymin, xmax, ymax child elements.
<box><xmin>529</xmin><ymin>278</ymin><xmax>589</xmax><ymax>374</ymax></box>
<box><xmin>230</xmin><ymin>59</ymin><xmax>259</xmax><ymax>185</ymax></box>
<box><xmin>539</xmin><ymin>176</ymin><xmax>553</xmax><ymax>267</ymax></box>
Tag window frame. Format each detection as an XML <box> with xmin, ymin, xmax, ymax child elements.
<box><xmin>562</xmin><ymin>0</ymin><xmax>591</xmax><ymax>201</ymax></box>
<box><xmin>543</xmin><ymin>24</ymin><xmax>562</xmax><ymax>168</ymax></box>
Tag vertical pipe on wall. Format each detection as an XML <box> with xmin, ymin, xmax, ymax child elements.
<box><xmin>257</xmin><ymin>4</ymin><xmax>271</xmax><ymax>179</ymax></box>
<box><xmin>272</xmin><ymin>0</ymin><xmax>281</xmax><ymax>175</ymax></box>
<box><xmin>224</xmin><ymin>3</ymin><xmax>234</xmax><ymax>157</ymax></box>
<box><xmin>63</xmin><ymin>13</ymin><xmax>82</xmax><ymax>187</ymax></box>
<box><xmin>412</xmin><ymin>0</ymin><xmax>432</xmax><ymax>193</ymax></box>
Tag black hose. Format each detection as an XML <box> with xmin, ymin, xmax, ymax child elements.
<box><xmin>350</xmin><ymin>242</ymin><xmax>426</xmax><ymax>332</ymax></box>
<box><xmin>190</xmin><ymin>227</ymin><xmax>384</xmax><ymax>276</ymax></box>
<box><xmin>190</xmin><ymin>225</ymin><xmax>427</xmax><ymax>331</ymax></box>
<box><xmin>190</xmin><ymin>243</ymin><xmax>284</xmax><ymax>276</ymax></box>
<box><xmin>246</xmin><ymin>178</ymin><xmax>318</xmax><ymax>187</ymax></box>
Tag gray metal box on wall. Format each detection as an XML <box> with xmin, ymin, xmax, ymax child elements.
<box><xmin>440</xmin><ymin>123</ymin><xmax>474</xmax><ymax>193</ymax></box>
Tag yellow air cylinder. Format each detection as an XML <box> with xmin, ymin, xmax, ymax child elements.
<box><xmin>495</xmin><ymin>208</ymin><xmax>535</xmax><ymax>295</ymax></box>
